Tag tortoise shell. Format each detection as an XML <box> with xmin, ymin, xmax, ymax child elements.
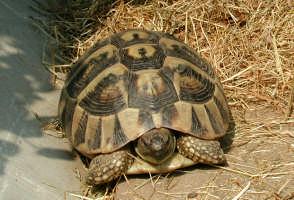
<box><xmin>58</xmin><ymin>29</ymin><xmax>230</xmax><ymax>156</ymax></box>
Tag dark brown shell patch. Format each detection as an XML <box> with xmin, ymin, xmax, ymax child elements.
<box><xmin>61</xmin><ymin>97</ymin><xmax>77</xmax><ymax>139</ymax></box>
<box><xmin>79</xmin><ymin>73</ymin><xmax>127</xmax><ymax>116</ymax></box>
<box><xmin>191</xmin><ymin>107</ymin><xmax>207</xmax><ymax>137</ymax></box>
<box><xmin>88</xmin><ymin>118</ymin><xmax>102</xmax><ymax>150</ymax></box>
<box><xmin>120</xmin><ymin>44</ymin><xmax>165</xmax><ymax>71</ymax></box>
<box><xmin>204</xmin><ymin>104</ymin><xmax>222</xmax><ymax>135</ymax></box>
<box><xmin>73</xmin><ymin>111</ymin><xmax>88</xmax><ymax>146</ymax></box>
<box><xmin>67</xmin><ymin>45</ymin><xmax>119</xmax><ymax>98</ymax></box>
<box><xmin>213</xmin><ymin>95</ymin><xmax>230</xmax><ymax>125</ymax></box>
<box><xmin>177</xmin><ymin>64</ymin><xmax>215</xmax><ymax>103</ymax></box>
<box><xmin>113</xmin><ymin>115</ymin><xmax>128</xmax><ymax>147</ymax></box>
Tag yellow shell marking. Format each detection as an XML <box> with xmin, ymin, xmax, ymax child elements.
<box><xmin>170</xmin><ymin>101</ymin><xmax>192</xmax><ymax>133</ymax></box>
<box><xmin>125</xmin><ymin>44</ymin><xmax>157</xmax><ymax>59</ymax></box>
<box><xmin>101</xmin><ymin>114</ymin><xmax>116</xmax><ymax>152</ymax></box>
<box><xmin>117</xmin><ymin>108</ymin><xmax>149</xmax><ymax>140</ymax></box>
<box><xmin>120</xmin><ymin>30</ymin><xmax>150</xmax><ymax>42</ymax></box>
<box><xmin>136</xmin><ymin>70</ymin><xmax>166</xmax><ymax>96</ymax></box>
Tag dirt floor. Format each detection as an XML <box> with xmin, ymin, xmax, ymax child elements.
<box><xmin>3</xmin><ymin>0</ymin><xmax>293</xmax><ymax>199</ymax></box>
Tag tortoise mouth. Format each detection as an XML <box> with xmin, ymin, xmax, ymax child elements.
<box><xmin>135</xmin><ymin>128</ymin><xmax>176</xmax><ymax>165</ymax></box>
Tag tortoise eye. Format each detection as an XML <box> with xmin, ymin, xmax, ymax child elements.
<box><xmin>132</xmin><ymin>33</ymin><xmax>139</xmax><ymax>39</ymax></box>
<box><xmin>106</xmin><ymin>74</ymin><xmax>118</xmax><ymax>82</ymax></box>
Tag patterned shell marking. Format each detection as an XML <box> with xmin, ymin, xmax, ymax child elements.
<box><xmin>58</xmin><ymin>30</ymin><xmax>230</xmax><ymax>155</ymax></box>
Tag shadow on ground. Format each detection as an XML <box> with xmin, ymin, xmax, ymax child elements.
<box><xmin>0</xmin><ymin>0</ymin><xmax>73</xmax><ymax>176</ymax></box>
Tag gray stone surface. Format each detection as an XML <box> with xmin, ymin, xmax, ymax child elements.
<box><xmin>0</xmin><ymin>1</ymin><xmax>80</xmax><ymax>199</ymax></box>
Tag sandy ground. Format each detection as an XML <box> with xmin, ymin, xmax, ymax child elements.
<box><xmin>0</xmin><ymin>1</ymin><xmax>80</xmax><ymax>199</ymax></box>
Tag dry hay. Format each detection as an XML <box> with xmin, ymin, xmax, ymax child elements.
<box><xmin>32</xmin><ymin>0</ymin><xmax>294</xmax><ymax>199</ymax></box>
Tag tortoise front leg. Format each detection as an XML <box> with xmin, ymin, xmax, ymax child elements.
<box><xmin>85</xmin><ymin>150</ymin><xmax>134</xmax><ymax>185</ymax></box>
<box><xmin>177</xmin><ymin>136</ymin><xmax>226</xmax><ymax>164</ymax></box>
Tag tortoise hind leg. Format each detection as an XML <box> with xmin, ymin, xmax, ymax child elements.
<box><xmin>41</xmin><ymin>118</ymin><xmax>65</xmax><ymax>138</ymax></box>
<box><xmin>50</xmin><ymin>65</ymin><xmax>72</xmax><ymax>89</ymax></box>
<box><xmin>177</xmin><ymin>136</ymin><xmax>226</xmax><ymax>164</ymax></box>
<box><xmin>85</xmin><ymin>150</ymin><xmax>134</xmax><ymax>185</ymax></box>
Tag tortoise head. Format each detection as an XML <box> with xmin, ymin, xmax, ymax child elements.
<box><xmin>135</xmin><ymin>128</ymin><xmax>176</xmax><ymax>164</ymax></box>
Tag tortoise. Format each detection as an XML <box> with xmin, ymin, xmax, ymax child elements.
<box><xmin>57</xmin><ymin>29</ymin><xmax>231</xmax><ymax>185</ymax></box>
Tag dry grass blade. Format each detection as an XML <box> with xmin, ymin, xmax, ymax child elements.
<box><xmin>286</xmin><ymin>78</ymin><xmax>294</xmax><ymax>119</ymax></box>
<box><xmin>232</xmin><ymin>182</ymin><xmax>251</xmax><ymax>200</ymax></box>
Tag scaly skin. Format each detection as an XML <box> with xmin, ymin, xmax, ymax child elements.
<box><xmin>85</xmin><ymin>150</ymin><xmax>133</xmax><ymax>185</ymax></box>
<box><xmin>177</xmin><ymin>136</ymin><xmax>226</xmax><ymax>164</ymax></box>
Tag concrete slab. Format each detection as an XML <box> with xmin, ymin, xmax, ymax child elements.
<box><xmin>0</xmin><ymin>1</ymin><xmax>80</xmax><ymax>199</ymax></box>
